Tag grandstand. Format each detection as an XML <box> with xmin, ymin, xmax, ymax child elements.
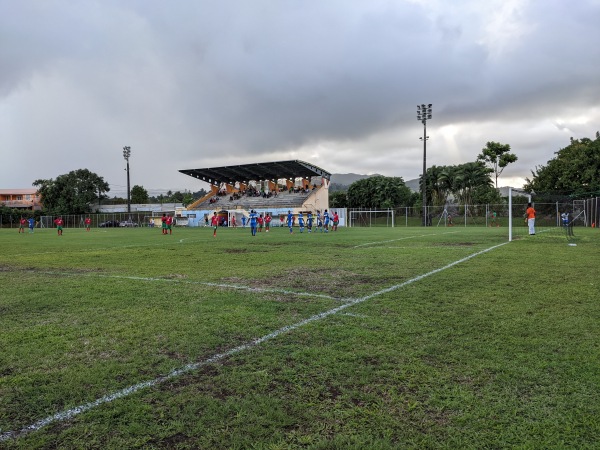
<box><xmin>178</xmin><ymin>160</ymin><xmax>331</xmax><ymax>226</ymax></box>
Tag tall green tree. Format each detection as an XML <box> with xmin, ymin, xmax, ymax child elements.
<box><xmin>33</xmin><ymin>169</ymin><xmax>110</xmax><ymax>214</ymax></box>
<box><xmin>524</xmin><ymin>134</ymin><xmax>600</xmax><ymax>197</ymax></box>
<box><xmin>130</xmin><ymin>185</ymin><xmax>149</xmax><ymax>204</ymax></box>
<box><xmin>453</xmin><ymin>162</ymin><xmax>493</xmax><ymax>206</ymax></box>
<box><xmin>347</xmin><ymin>176</ymin><xmax>413</xmax><ymax>208</ymax></box>
<box><xmin>477</xmin><ymin>141</ymin><xmax>518</xmax><ymax>188</ymax></box>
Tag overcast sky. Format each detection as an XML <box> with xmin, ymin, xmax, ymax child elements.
<box><xmin>2</xmin><ymin>0</ymin><xmax>599</xmax><ymax>196</ymax></box>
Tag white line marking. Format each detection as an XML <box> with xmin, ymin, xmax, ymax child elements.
<box><xmin>0</xmin><ymin>241</ymin><xmax>509</xmax><ymax>442</ymax></box>
<box><xmin>26</xmin><ymin>270</ymin><xmax>341</xmax><ymax>301</ymax></box>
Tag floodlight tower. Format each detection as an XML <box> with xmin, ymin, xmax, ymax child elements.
<box><xmin>417</xmin><ymin>104</ymin><xmax>432</xmax><ymax>226</ymax></box>
<box><xmin>123</xmin><ymin>146</ymin><xmax>131</xmax><ymax>213</ymax></box>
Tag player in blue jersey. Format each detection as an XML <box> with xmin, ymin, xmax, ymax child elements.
<box><xmin>323</xmin><ymin>209</ymin><xmax>330</xmax><ymax>233</ymax></box>
<box><xmin>287</xmin><ymin>210</ymin><xmax>294</xmax><ymax>234</ymax></box>
<box><xmin>306</xmin><ymin>212</ymin><xmax>313</xmax><ymax>233</ymax></box>
<box><xmin>248</xmin><ymin>209</ymin><xmax>259</xmax><ymax>236</ymax></box>
<box><xmin>298</xmin><ymin>212</ymin><xmax>305</xmax><ymax>233</ymax></box>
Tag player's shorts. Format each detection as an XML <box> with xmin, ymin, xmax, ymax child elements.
<box><xmin>57</xmin><ymin>226</ymin><xmax>63</xmax><ymax>231</ymax></box>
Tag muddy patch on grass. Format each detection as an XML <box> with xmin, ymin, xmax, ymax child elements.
<box><xmin>222</xmin><ymin>268</ymin><xmax>375</xmax><ymax>298</ymax></box>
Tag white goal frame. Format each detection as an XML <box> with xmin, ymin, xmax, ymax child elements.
<box><xmin>348</xmin><ymin>209</ymin><xmax>395</xmax><ymax>228</ymax></box>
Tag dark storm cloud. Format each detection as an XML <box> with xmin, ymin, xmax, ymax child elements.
<box><xmin>1</xmin><ymin>0</ymin><xmax>599</xmax><ymax>193</ymax></box>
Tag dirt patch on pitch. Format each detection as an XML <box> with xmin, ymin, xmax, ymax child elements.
<box><xmin>222</xmin><ymin>267</ymin><xmax>374</xmax><ymax>298</ymax></box>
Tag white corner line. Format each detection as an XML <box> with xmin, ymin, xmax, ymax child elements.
<box><xmin>0</xmin><ymin>241</ymin><xmax>509</xmax><ymax>442</ymax></box>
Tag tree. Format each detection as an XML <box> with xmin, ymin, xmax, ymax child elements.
<box><xmin>347</xmin><ymin>176</ymin><xmax>413</xmax><ymax>208</ymax></box>
<box><xmin>329</xmin><ymin>191</ymin><xmax>348</xmax><ymax>208</ymax></box>
<box><xmin>452</xmin><ymin>162</ymin><xmax>493</xmax><ymax>207</ymax></box>
<box><xmin>33</xmin><ymin>169</ymin><xmax>110</xmax><ymax>214</ymax></box>
<box><xmin>524</xmin><ymin>134</ymin><xmax>600</xmax><ymax>197</ymax></box>
<box><xmin>131</xmin><ymin>185</ymin><xmax>149</xmax><ymax>204</ymax></box>
<box><xmin>477</xmin><ymin>141</ymin><xmax>518</xmax><ymax>188</ymax></box>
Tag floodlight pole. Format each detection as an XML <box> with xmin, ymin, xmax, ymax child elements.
<box><xmin>417</xmin><ymin>104</ymin><xmax>432</xmax><ymax>226</ymax></box>
<box><xmin>123</xmin><ymin>146</ymin><xmax>131</xmax><ymax>213</ymax></box>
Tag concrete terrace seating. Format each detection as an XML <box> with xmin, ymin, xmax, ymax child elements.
<box><xmin>195</xmin><ymin>190</ymin><xmax>312</xmax><ymax>210</ymax></box>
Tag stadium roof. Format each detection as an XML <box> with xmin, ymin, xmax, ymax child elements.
<box><xmin>179</xmin><ymin>160</ymin><xmax>331</xmax><ymax>187</ymax></box>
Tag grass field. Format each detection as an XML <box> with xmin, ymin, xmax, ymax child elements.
<box><xmin>1</xmin><ymin>225</ymin><xmax>599</xmax><ymax>449</ymax></box>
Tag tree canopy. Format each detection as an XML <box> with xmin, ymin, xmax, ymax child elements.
<box><xmin>421</xmin><ymin>162</ymin><xmax>497</xmax><ymax>207</ymax></box>
<box><xmin>347</xmin><ymin>176</ymin><xmax>414</xmax><ymax>208</ymax></box>
<box><xmin>33</xmin><ymin>169</ymin><xmax>110</xmax><ymax>214</ymax></box>
<box><xmin>131</xmin><ymin>185</ymin><xmax>149</xmax><ymax>204</ymax></box>
<box><xmin>524</xmin><ymin>134</ymin><xmax>600</xmax><ymax>197</ymax></box>
<box><xmin>477</xmin><ymin>141</ymin><xmax>518</xmax><ymax>188</ymax></box>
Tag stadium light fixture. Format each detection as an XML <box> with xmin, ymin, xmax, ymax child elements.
<box><xmin>417</xmin><ymin>104</ymin><xmax>432</xmax><ymax>226</ymax></box>
<box><xmin>123</xmin><ymin>146</ymin><xmax>131</xmax><ymax>213</ymax></box>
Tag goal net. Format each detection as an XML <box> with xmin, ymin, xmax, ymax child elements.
<box><xmin>508</xmin><ymin>188</ymin><xmax>586</xmax><ymax>242</ymax></box>
<box><xmin>348</xmin><ymin>209</ymin><xmax>395</xmax><ymax>227</ymax></box>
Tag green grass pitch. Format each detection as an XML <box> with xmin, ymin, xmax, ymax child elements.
<box><xmin>1</xmin><ymin>225</ymin><xmax>599</xmax><ymax>448</ymax></box>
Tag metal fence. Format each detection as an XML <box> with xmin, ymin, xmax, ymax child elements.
<box><xmin>0</xmin><ymin>212</ymin><xmax>175</xmax><ymax>229</ymax></box>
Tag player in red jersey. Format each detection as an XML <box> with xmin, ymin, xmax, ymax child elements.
<box><xmin>166</xmin><ymin>215</ymin><xmax>173</xmax><ymax>235</ymax></box>
<box><xmin>53</xmin><ymin>217</ymin><xmax>64</xmax><ymax>236</ymax></box>
<box><xmin>210</xmin><ymin>212</ymin><xmax>219</xmax><ymax>237</ymax></box>
<box><xmin>257</xmin><ymin>214</ymin><xmax>264</xmax><ymax>232</ymax></box>
<box><xmin>85</xmin><ymin>217</ymin><xmax>92</xmax><ymax>232</ymax></box>
<box><xmin>265</xmin><ymin>213</ymin><xmax>272</xmax><ymax>232</ymax></box>
<box><xmin>19</xmin><ymin>217</ymin><xmax>26</xmax><ymax>233</ymax></box>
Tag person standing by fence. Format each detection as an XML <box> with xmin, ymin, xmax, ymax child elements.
<box><xmin>526</xmin><ymin>203</ymin><xmax>536</xmax><ymax>235</ymax></box>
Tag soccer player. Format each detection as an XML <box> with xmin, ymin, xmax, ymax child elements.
<box><xmin>258</xmin><ymin>214</ymin><xmax>264</xmax><ymax>232</ymax></box>
<box><xmin>231</xmin><ymin>215</ymin><xmax>237</xmax><ymax>228</ymax></box>
<box><xmin>54</xmin><ymin>217</ymin><xmax>64</xmax><ymax>236</ymax></box>
<box><xmin>287</xmin><ymin>210</ymin><xmax>294</xmax><ymax>234</ymax></box>
<box><xmin>332</xmin><ymin>211</ymin><xmax>339</xmax><ymax>231</ymax></box>
<box><xmin>249</xmin><ymin>209</ymin><xmax>258</xmax><ymax>236</ymax></box>
<box><xmin>19</xmin><ymin>217</ymin><xmax>26</xmax><ymax>233</ymax></box>
<box><xmin>298</xmin><ymin>212</ymin><xmax>305</xmax><ymax>233</ymax></box>
<box><xmin>265</xmin><ymin>213</ymin><xmax>272</xmax><ymax>232</ymax></box>
<box><xmin>28</xmin><ymin>217</ymin><xmax>35</xmax><ymax>233</ymax></box>
<box><xmin>323</xmin><ymin>209</ymin><xmax>330</xmax><ymax>233</ymax></box>
<box><xmin>85</xmin><ymin>216</ymin><xmax>92</xmax><ymax>231</ymax></box>
<box><xmin>161</xmin><ymin>213</ymin><xmax>168</xmax><ymax>235</ymax></box>
<box><xmin>166</xmin><ymin>215</ymin><xmax>173</xmax><ymax>235</ymax></box>
<box><xmin>307</xmin><ymin>212</ymin><xmax>313</xmax><ymax>233</ymax></box>
<box><xmin>316</xmin><ymin>210</ymin><xmax>323</xmax><ymax>232</ymax></box>
<box><xmin>210</xmin><ymin>212</ymin><xmax>219</xmax><ymax>237</ymax></box>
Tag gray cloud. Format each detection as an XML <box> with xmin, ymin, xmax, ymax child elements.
<box><xmin>1</xmin><ymin>0</ymin><xmax>599</xmax><ymax>196</ymax></box>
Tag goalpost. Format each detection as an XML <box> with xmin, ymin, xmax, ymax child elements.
<box><xmin>348</xmin><ymin>209</ymin><xmax>395</xmax><ymax>227</ymax></box>
<box><xmin>508</xmin><ymin>188</ymin><xmax>586</xmax><ymax>242</ymax></box>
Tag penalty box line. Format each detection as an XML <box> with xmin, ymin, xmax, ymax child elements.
<box><xmin>0</xmin><ymin>241</ymin><xmax>509</xmax><ymax>443</ymax></box>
